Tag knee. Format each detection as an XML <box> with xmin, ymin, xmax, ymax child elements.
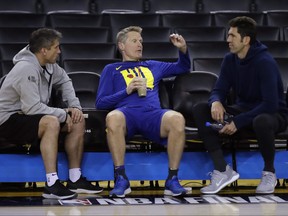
<box><xmin>41</xmin><ymin>115</ymin><xmax>60</xmax><ymax>131</ymax></box>
<box><xmin>253</xmin><ymin>114</ymin><xmax>273</xmax><ymax>131</ymax></box>
<box><xmin>167</xmin><ymin>112</ymin><xmax>185</xmax><ymax>132</ymax></box>
<box><xmin>106</xmin><ymin>111</ymin><xmax>126</xmax><ymax>131</ymax></box>
<box><xmin>39</xmin><ymin>115</ymin><xmax>60</xmax><ymax>135</ymax></box>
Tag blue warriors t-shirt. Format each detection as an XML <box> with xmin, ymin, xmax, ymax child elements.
<box><xmin>96</xmin><ymin>51</ymin><xmax>191</xmax><ymax>110</ymax></box>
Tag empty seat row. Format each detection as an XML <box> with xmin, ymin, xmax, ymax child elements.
<box><xmin>1</xmin><ymin>0</ymin><xmax>288</xmax><ymax>14</ymax></box>
<box><xmin>1</xmin><ymin>40</ymin><xmax>288</xmax><ymax>75</ymax></box>
<box><xmin>1</xmin><ymin>11</ymin><xmax>288</xmax><ymax>28</ymax></box>
<box><xmin>0</xmin><ymin>25</ymin><xmax>287</xmax><ymax>47</ymax></box>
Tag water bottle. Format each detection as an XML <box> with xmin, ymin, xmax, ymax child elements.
<box><xmin>205</xmin><ymin>122</ymin><xmax>225</xmax><ymax>131</ymax></box>
<box><xmin>205</xmin><ymin>113</ymin><xmax>234</xmax><ymax>131</ymax></box>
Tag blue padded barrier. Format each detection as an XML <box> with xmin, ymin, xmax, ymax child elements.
<box><xmin>2</xmin><ymin>150</ymin><xmax>288</xmax><ymax>182</ymax></box>
<box><xmin>236</xmin><ymin>150</ymin><xmax>288</xmax><ymax>179</ymax></box>
<box><xmin>0</xmin><ymin>151</ymin><xmax>233</xmax><ymax>182</ymax></box>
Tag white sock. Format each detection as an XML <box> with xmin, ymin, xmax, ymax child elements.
<box><xmin>46</xmin><ymin>172</ymin><xmax>58</xmax><ymax>187</ymax></box>
<box><xmin>69</xmin><ymin>168</ymin><xmax>81</xmax><ymax>183</ymax></box>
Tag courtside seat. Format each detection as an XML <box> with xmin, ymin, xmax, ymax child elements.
<box><xmin>193</xmin><ymin>58</ymin><xmax>223</xmax><ymax>76</ymax></box>
<box><xmin>171</xmin><ymin>71</ymin><xmax>218</xmax><ymax>144</ymax></box>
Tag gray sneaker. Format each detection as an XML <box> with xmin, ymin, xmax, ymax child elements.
<box><xmin>200</xmin><ymin>165</ymin><xmax>240</xmax><ymax>194</ymax></box>
<box><xmin>256</xmin><ymin>171</ymin><xmax>277</xmax><ymax>194</ymax></box>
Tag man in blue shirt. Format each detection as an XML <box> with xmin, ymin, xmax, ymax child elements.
<box><xmin>96</xmin><ymin>26</ymin><xmax>191</xmax><ymax>197</ymax></box>
<box><xmin>193</xmin><ymin>16</ymin><xmax>288</xmax><ymax>194</ymax></box>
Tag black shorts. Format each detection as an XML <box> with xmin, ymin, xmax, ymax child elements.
<box><xmin>0</xmin><ymin>113</ymin><xmax>45</xmax><ymax>146</ymax></box>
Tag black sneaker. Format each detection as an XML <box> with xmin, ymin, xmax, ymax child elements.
<box><xmin>67</xmin><ymin>176</ymin><xmax>103</xmax><ymax>194</ymax></box>
<box><xmin>42</xmin><ymin>180</ymin><xmax>77</xmax><ymax>200</ymax></box>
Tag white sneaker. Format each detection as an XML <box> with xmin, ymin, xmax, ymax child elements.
<box><xmin>200</xmin><ymin>165</ymin><xmax>240</xmax><ymax>194</ymax></box>
<box><xmin>256</xmin><ymin>171</ymin><xmax>277</xmax><ymax>194</ymax></box>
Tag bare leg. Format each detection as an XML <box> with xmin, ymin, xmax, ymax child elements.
<box><xmin>63</xmin><ymin>119</ymin><xmax>85</xmax><ymax>169</ymax></box>
<box><xmin>38</xmin><ymin>115</ymin><xmax>60</xmax><ymax>174</ymax></box>
<box><xmin>106</xmin><ymin>110</ymin><xmax>126</xmax><ymax>166</ymax></box>
<box><xmin>160</xmin><ymin>111</ymin><xmax>185</xmax><ymax>169</ymax></box>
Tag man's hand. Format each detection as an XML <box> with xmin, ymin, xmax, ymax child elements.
<box><xmin>169</xmin><ymin>33</ymin><xmax>187</xmax><ymax>53</ymax></box>
<box><xmin>126</xmin><ymin>77</ymin><xmax>146</xmax><ymax>95</ymax></box>
<box><xmin>219</xmin><ymin>121</ymin><xmax>237</xmax><ymax>135</ymax></box>
<box><xmin>211</xmin><ymin>101</ymin><xmax>226</xmax><ymax>123</ymax></box>
<box><xmin>66</xmin><ymin>108</ymin><xmax>84</xmax><ymax>124</ymax></box>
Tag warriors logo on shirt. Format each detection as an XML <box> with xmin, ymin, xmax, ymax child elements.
<box><xmin>120</xmin><ymin>66</ymin><xmax>154</xmax><ymax>89</ymax></box>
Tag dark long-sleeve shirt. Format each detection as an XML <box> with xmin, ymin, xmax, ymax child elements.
<box><xmin>209</xmin><ymin>41</ymin><xmax>288</xmax><ymax>129</ymax></box>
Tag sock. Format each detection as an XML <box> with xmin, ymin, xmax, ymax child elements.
<box><xmin>69</xmin><ymin>168</ymin><xmax>81</xmax><ymax>183</ymax></box>
<box><xmin>114</xmin><ymin>165</ymin><xmax>128</xmax><ymax>180</ymax></box>
<box><xmin>167</xmin><ymin>168</ymin><xmax>178</xmax><ymax>180</ymax></box>
<box><xmin>209</xmin><ymin>149</ymin><xmax>227</xmax><ymax>172</ymax></box>
<box><xmin>46</xmin><ymin>172</ymin><xmax>58</xmax><ymax>187</ymax></box>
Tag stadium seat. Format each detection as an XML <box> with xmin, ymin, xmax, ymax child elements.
<box><xmin>275</xmin><ymin>58</ymin><xmax>288</xmax><ymax>90</ymax></box>
<box><xmin>161</xmin><ymin>13</ymin><xmax>212</xmax><ymax>28</ymax></box>
<box><xmin>47</xmin><ymin>13</ymin><xmax>102</xmax><ymax>28</ymax></box>
<box><xmin>193</xmin><ymin>58</ymin><xmax>223</xmax><ymax>76</ymax></box>
<box><xmin>262</xmin><ymin>41</ymin><xmax>288</xmax><ymax>58</ymax></box>
<box><xmin>67</xmin><ymin>71</ymin><xmax>108</xmax><ymax>150</ymax></box>
<box><xmin>187</xmin><ymin>41</ymin><xmax>229</xmax><ymax>62</ymax></box>
<box><xmin>254</xmin><ymin>0</ymin><xmax>288</xmax><ymax>12</ymax></box>
<box><xmin>266</xmin><ymin>11</ymin><xmax>288</xmax><ymax>40</ymax></box>
<box><xmin>67</xmin><ymin>71</ymin><xmax>100</xmax><ymax>108</ymax></box>
<box><xmin>146</xmin><ymin>0</ymin><xmax>199</xmax><ymax>13</ymax></box>
<box><xmin>56</xmin><ymin>27</ymin><xmax>111</xmax><ymax>43</ymax></box>
<box><xmin>0</xmin><ymin>13</ymin><xmax>46</xmax><ymax>28</ymax></box>
<box><xmin>171</xmin><ymin>71</ymin><xmax>218</xmax><ymax>141</ymax></box>
<box><xmin>201</xmin><ymin>0</ymin><xmax>253</xmax><ymax>13</ymax></box>
<box><xmin>174</xmin><ymin>26</ymin><xmax>226</xmax><ymax>42</ymax></box>
<box><xmin>41</xmin><ymin>0</ymin><xmax>90</xmax><ymax>14</ymax></box>
<box><xmin>60</xmin><ymin>43</ymin><xmax>117</xmax><ymax>65</ymax></box>
<box><xmin>141</xmin><ymin>42</ymin><xmax>178</xmax><ymax>61</ymax></box>
<box><xmin>0</xmin><ymin>60</ymin><xmax>14</xmax><ymax>77</ymax></box>
<box><xmin>0</xmin><ymin>44</ymin><xmax>27</xmax><ymax>61</ymax></box>
<box><xmin>0</xmin><ymin>27</ymin><xmax>37</xmax><ymax>44</ymax></box>
<box><xmin>141</xmin><ymin>27</ymin><xmax>171</xmax><ymax>42</ymax></box>
<box><xmin>97</xmin><ymin>0</ymin><xmax>144</xmax><ymax>14</ymax></box>
<box><xmin>257</xmin><ymin>26</ymin><xmax>280</xmax><ymax>41</ymax></box>
<box><xmin>284</xmin><ymin>27</ymin><xmax>288</xmax><ymax>41</ymax></box>
<box><xmin>63</xmin><ymin>58</ymin><xmax>121</xmax><ymax>74</ymax></box>
<box><xmin>213</xmin><ymin>12</ymin><xmax>265</xmax><ymax>27</ymax></box>
<box><xmin>0</xmin><ymin>0</ymin><xmax>39</xmax><ymax>13</ymax></box>
<box><xmin>108</xmin><ymin>13</ymin><xmax>160</xmax><ymax>42</ymax></box>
